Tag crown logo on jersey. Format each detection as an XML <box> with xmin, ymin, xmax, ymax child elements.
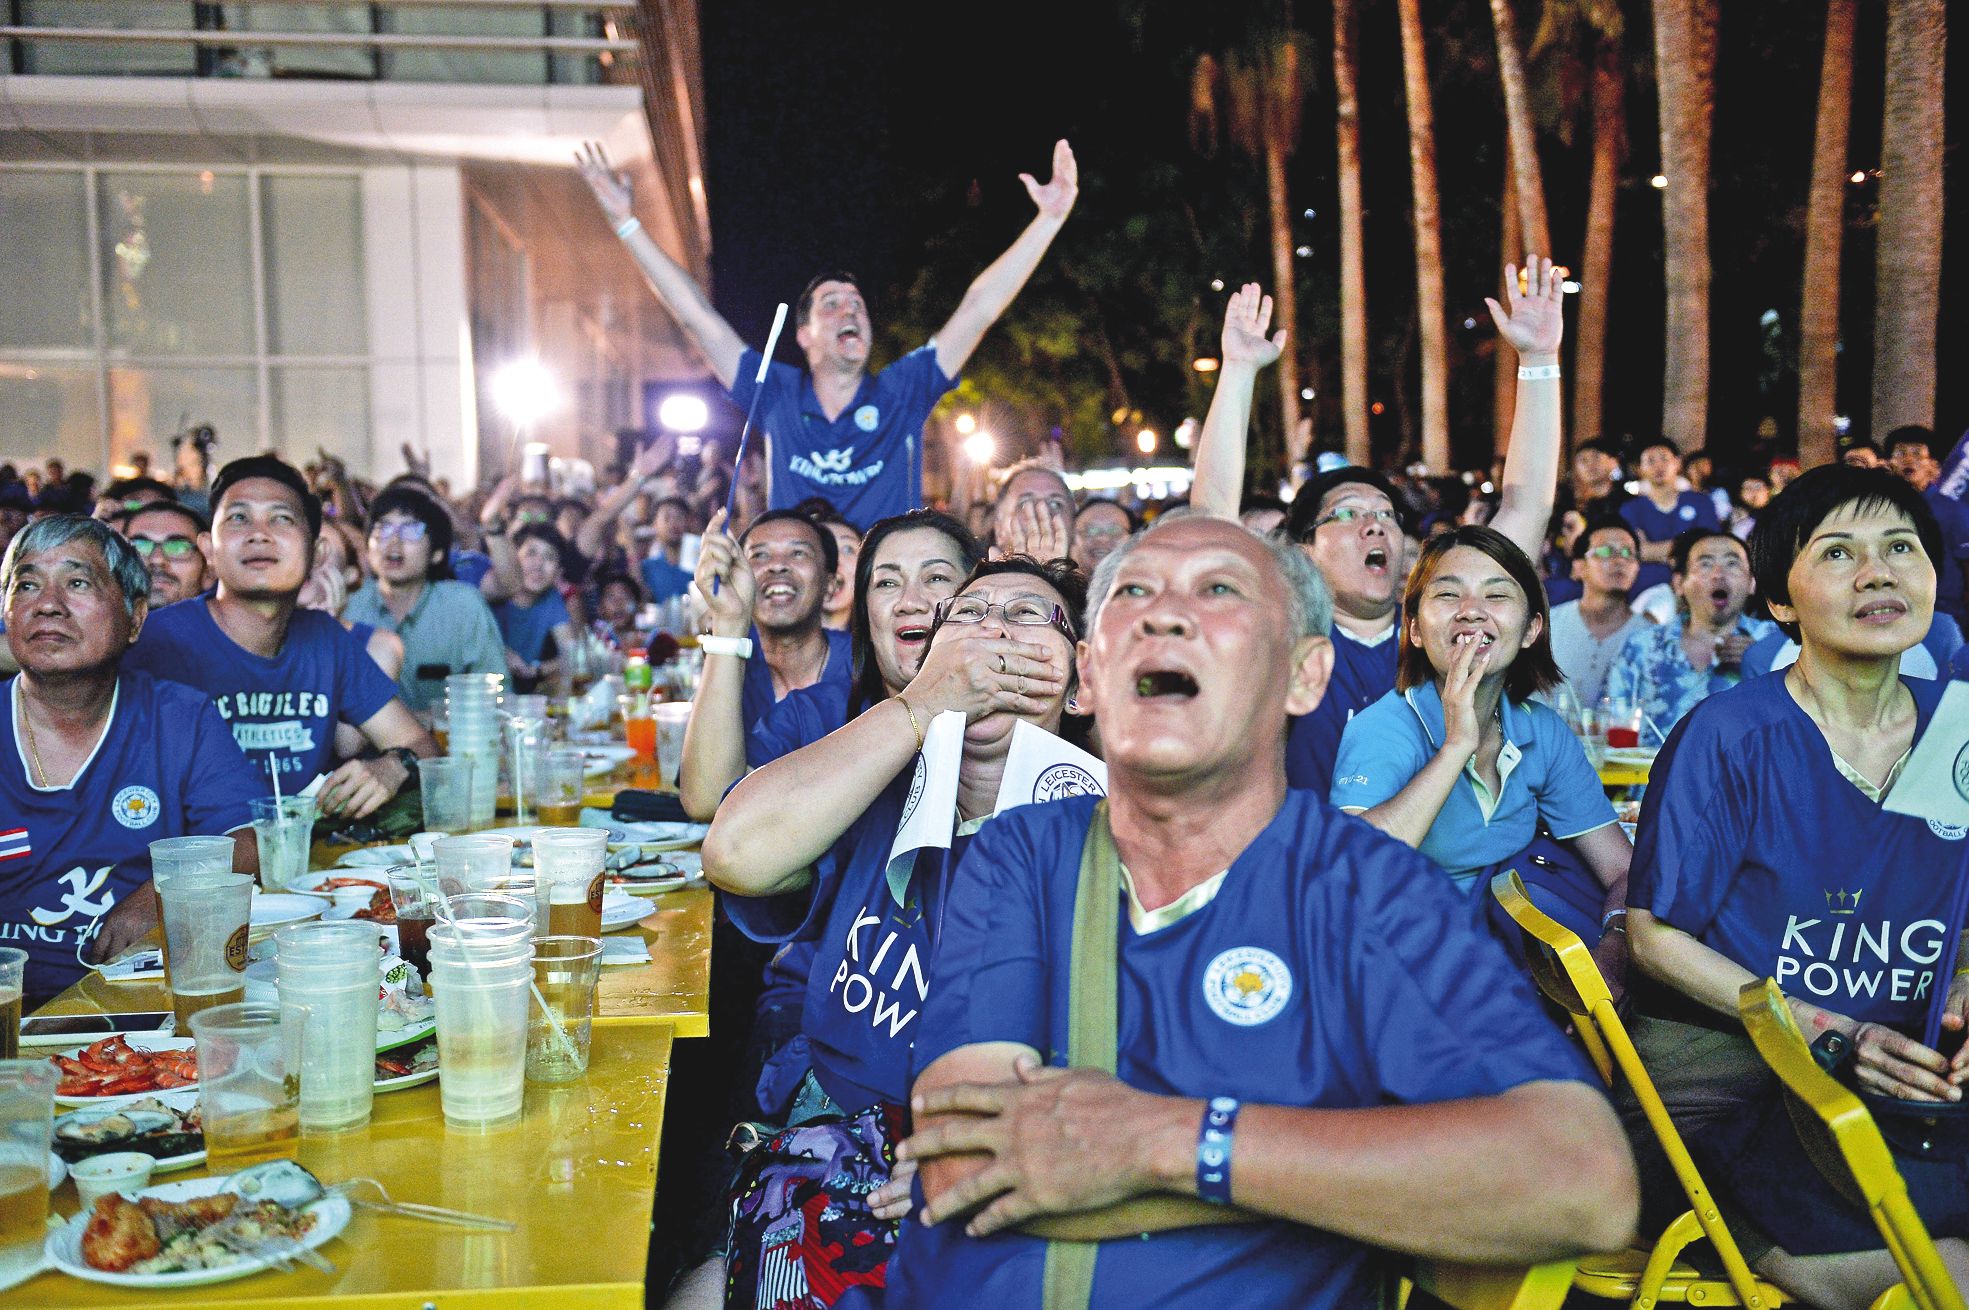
<box><xmin>1824</xmin><ymin>888</ymin><xmax>1864</xmax><ymax>915</ymax></box>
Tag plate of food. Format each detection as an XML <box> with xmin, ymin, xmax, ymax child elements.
<box><xmin>1602</xmin><ymin>746</ymin><xmax>1659</xmax><ymax>768</ymax></box>
<box><xmin>581</xmin><ymin>745</ymin><xmax>636</xmax><ymax>776</ymax></box>
<box><xmin>600</xmin><ymin>893</ymin><xmax>650</xmax><ymax>932</ymax></box>
<box><xmin>248</xmin><ymin>893</ymin><xmax>330</xmax><ymax>933</ymax></box>
<box><xmin>374</xmin><ymin>1036</ymin><xmax>438</xmax><ymax>1091</ymax></box>
<box><xmin>607</xmin><ymin>849</ymin><xmax>701</xmax><ymax>895</ymax></box>
<box><xmin>333</xmin><ymin>844</ymin><xmax>414</xmax><ymax>869</ymax></box>
<box><xmin>51</xmin><ymin>1036</ymin><xmax>199</xmax><ymax>1106</ymax></box>
<box><xmin>48</xmin><ymin>1173</ymin><xmax>350</xmax><ymax>1288</ymax></box>
<box><xmin>54</xmin><ymin>1091</ymin><xmax>206</xmax><ymax>1173</ymax></box>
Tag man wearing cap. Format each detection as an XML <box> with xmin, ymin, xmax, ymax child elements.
<box><xmin>1190</xmin><ymin>263</ymin><xmax>1567</xmax><ymax>791</ymax></box>
<box><xmin>878</xmin><ymin>515</ymin><xmax>1636</xmax><ymax>1309</ymax></box>
<box><xmin>122</xmin><ymin>456</ymin><xmax>437</xmax><ymax>820</ymax></box>
<box><xmin>577</xmin><ymin>139</ymin><xmax>1079</xmax><ymax>530</ymax></box>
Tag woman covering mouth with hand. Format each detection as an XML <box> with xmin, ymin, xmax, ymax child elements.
<box><xmin>1331</xmin><ymin>525</ymin><xmax>1633</xmax><ymax>985</ymax></box>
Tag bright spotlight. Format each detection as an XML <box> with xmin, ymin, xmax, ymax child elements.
<box><xmin>1173</xmin><ymin>418</ymin><xmax>1198</xmax><ymax>450</ymax></box>
<box><xmin>658</xmin><ymin>393</ymin><xmax>709</xmax><ymax>433</ymax></box>
<box><xmin>491</xmin><ymin>358</ymin><xmax>559</xmax><ymax>428</ymax></box>
<box><xmin>1561</xmin><ymin>280</ymin><xmax>1581</xmax><ymax>294</ymax></box>
<box><xmin>954</xmin><ymin>412</ymin><xmax>978</xmax><ymax>435</ymax></box>
<box><xmin>1192</xmin><ymin>357</ymin><xmax>1220</xmax><ymax>373</ymax></box>
<box><xmin>1849</xmin><ymin>170</ymin><xmax>1866</xmax><ymax>184</ymax></box>
<box><xmin>963</xmin><ymin>431</ymin><xmax>996</xmax><ymax>464</ymax></box>
<box><xmin>1136</xmin><ymin>429</ymin><xmax>1157</xmax><ymax>455</ymax></box>
<box><xmin>1650</xmin><ymin>174</ymin><xmax>1668</xmax><ymax>189</ymax></box>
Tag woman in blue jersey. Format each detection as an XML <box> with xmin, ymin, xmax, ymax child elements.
<box><xmin>1332</xmin><ymin>524</ymin><xmax>1631</xmax><ymax>978</ymax></box>
<box><xmin>703</xmin><ymin>552</ymin><xmax>1085</xmax><ymax>1306</ymax></box>
<box><xmin>1628</xmin><ymin>464</ymin><xmax>1969</xmax><ymax>1305</ymax></box>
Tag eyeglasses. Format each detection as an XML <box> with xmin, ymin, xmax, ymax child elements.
<box><xmin>370</xmin><ymin>520</ymin><xmax>429</xmax><ymax>544</ymax></box>
<box><xmin>1586</xmin><ymin>545</ymin><xmax>1636</xmax><ymax>560</ymax></box>
<box><xmin>1075</xmin><ymin>523</ymin><xmax>1129</xmax><ymax>542</ymax></box>
<box><xmin>934</xmin><ymin>596</ymin><xmax>1077</xmax><ymax>640</ymax></box>
<box><xmin>129</xmin><ymin>536</ymin><xmax>197</xmax><ymax>560</ymax></box>
<box><xmin>1312</xmin><ymin>506</ymin><xmax>1398</xmax><ymax>530</ymax></box>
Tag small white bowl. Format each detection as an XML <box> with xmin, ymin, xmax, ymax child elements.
<box><xmin>70</xmin><ymin>1152</ymin><xmax>156</xmax><ymax>1208</ymax></box>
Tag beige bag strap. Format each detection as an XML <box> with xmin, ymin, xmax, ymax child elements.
<box><xmin>1040</xmin><ymin>802</ymin><xmax>1122</xmax><ymax>1310</ymax></box>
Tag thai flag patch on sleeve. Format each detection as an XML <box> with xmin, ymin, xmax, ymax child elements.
<box><xmin>0</xmin><ymin>829</ymin><xmax>30</xmax><ymax>862</ymax></box>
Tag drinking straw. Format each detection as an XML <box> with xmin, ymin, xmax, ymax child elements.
<box><xmin>712</xmin><ymin>302</ymin><xmax>789</xmax><ymax>595</ymax></box>
<box><xmin>270</xmin><ymin>753</ymin><xmax>283</xmax><ymax>806</ymax></box>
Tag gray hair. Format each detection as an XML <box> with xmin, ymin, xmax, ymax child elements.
<box><xmin>1085</xmin><ymin>516</ymin><xmax>1332</xmax><ymax>639</ymax></box>
<box><xmin>1</xmin><ymin>515</ymin><xmax>152</xmax><ymax>617</ymax></box>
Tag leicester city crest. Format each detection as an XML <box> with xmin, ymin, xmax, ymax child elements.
<box><xmin>111</xmin><ymin>786</ymin><xmax>162</xmax><ymax>830</ymax></box>
<box><xmin>1202</xmin><ymin>946</ymin><xmax>1293</xmax><ymax>1027</ymax></box>
<box><xmin>1032</xmin><ymin>763</ymin><xmax>1102</xmax><ymax>804</ymax></box>
<box><xmin>854</xmin><ymin>404</ymin><xmax>880</xmax><ymax>432</ymax></box>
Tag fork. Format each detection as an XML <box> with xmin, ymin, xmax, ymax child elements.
<box><xmin>329</xmin><ymin>1178</ymin><xmax>515</xmax><ymax>1231</ymax></box>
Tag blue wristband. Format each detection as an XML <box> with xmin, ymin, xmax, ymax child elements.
<box><xmin>1196</xmin><ymin>1096</ymin><xmax>1239</xmax><ymax>1205</ymax></box>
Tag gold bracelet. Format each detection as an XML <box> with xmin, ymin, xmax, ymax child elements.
<box><xmin>895</xmin><ymin>695</ymin><xmax>925</xmax><ymax>753</ymax></box>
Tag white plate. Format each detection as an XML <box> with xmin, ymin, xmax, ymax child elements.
<box><xmin>249</xmin><ymin>893</ymin><xmax>329</xmax><ymax>932</ymax></box>
<box><xmin>52</xmin><ymin>1035</ymin><xmax>200</xmax><ymax>1107</ymax></box>
<box><xmin>617</xmin><ymin>821</ymin><xmax>707</xmax><ymax>852</ymax></box>
<box><xmin>581</xmin><ymin>745</ymin><xmax>636</xmax><ymax>776</ymax></box>
<box><xmin>46</xmin><ymin>1174</ymin><xmax>351</xmax><ymax>1288</ymax></box>
<box><xmin>600</xmin><ymin>893</ymin><xmax>649</xmax><ymax>932</ymax></box>
<box><xmin>54</xmin><ymin>1088</ymin><xmax>206</xmax><ymax>1173</ymax></box>
<box><xmin>373</xmin><ymin>1037</ymin><xmax>439</xmax><ymax>1093</ymax></box>
<box><xmin>334</xmin><ymin>844</ymin><xmax>414</xmax><ymax>868</ymax></box>
<box><xmin>610</xmin><ymin>873</ymin><xmax>688</xmax><ymax>898</ymax></box>
<box><xmin>1602</xmin><ymin>747</ymin><xmax>1659</xmax><ymax>768</ymax></box>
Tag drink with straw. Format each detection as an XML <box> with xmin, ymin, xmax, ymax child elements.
<box><xmin>428</xmin><ymin>916</ymin><xmax>533</xmax><ymax>1131</ymax></box>
<box><xmin>250</xmin><ymin>795</ymin><xmax>317</xmax><ymax>893</ymax></box>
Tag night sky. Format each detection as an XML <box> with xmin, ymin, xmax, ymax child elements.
<box><xmin>698</xmin><ymin>0</ymin><xmax>1968</xmax><ymax>467</ymax></box>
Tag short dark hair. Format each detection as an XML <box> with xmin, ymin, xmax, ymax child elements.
<box><xmin>593</xmin><ymin>568</ymin><xmax>643</xmax><ymax>607</ymax></box>
<box><xmin>210</xmin><ymin>455</ymin><xmax>323</xmax><ymax>538</ymax></box>
<box><xmin>796</xmin><ymin>271</ymin><xmax>864</xmax><ymax>329</ymax></box>
<box><xmin>102</xmin><ymin>476</ymin><xmax>176</xmax><ymax>506</ymax></box>
<box><xmin>122</xmin><ymin>500</ymin><xmax>208</xmax><ymax>540</ymax></box>
<box><xmin>1076</xmin><ymin>497</ymin><xmax>1138</xmax><ymax>529</ymax></box>
<box><xmin>649</xmin><ymin>495</ymin><xmax>693</xmax><ymax>520</ymax></box>
<box><xmin>1286</xmin><ymin>466</ymin><xmax>1408</xmax><ymax>542</ymax></box>
<box><xmin>1238</xmin><ymin>492</ymin><xmax>1288</xmax><ymax>519</ymax></box>
<box><xmin>1396</xmin><ymin>525</ymin><xmax>1562</xmax><ymax>702</ymax></box>
<box><xmin>1635</xmin><ymin>436</ymin><xmax>1680</xmax><ymax>461</ymax></box>
<box><xmin>1669</xmin><ymin>527</ymin><xmax>1746</xmax><ymax>577</ymax></box>
<box><xmin>368</xmin><ymin>485</ymin><xmax>455</xmax><ymax>580</ymax></box>
<box><xmin>1884</xmin><ymin>424</ymin><xmax>1936</xmax><ymax>457</ymax></box>
<box><xmin>1575</xmin><ymin>437</ymin><xmax>1623</xmax><ymax>461</ymax></box>
<box><xmin>791</xmin><ymin>495</ymin><xmax>851</xmax><ymax>529</ymax></box>
<box><xmin>1841</xmin><ymin>437</ymin><xmax>1883</xmax><ymax>460</ymax></box>
<box><xmin>741</xmin><ymin>508</ymin><xmax>838</xmax><ymax>577</ymax></box>
<box><xmin>513</xmin><ymin>522</ymin><xmax>573</xmax><ymax>577</ymax></box>
<box><xmin>1571</xmin><ymin>518</ymin><xmax>1639</xmax><ymax>561</ymax></box>
<box><xmin>848</xmin><ymin>509</ymin><xmax>980</xmax><ymax>715</ymax></box>
<box><xmin>1749</xmin><ymin>464</ymin><xmax>1943</xmax><ymax>641</ymax></box>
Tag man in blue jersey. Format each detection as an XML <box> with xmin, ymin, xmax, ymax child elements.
<box><xmin>677</xmin><ymin>507</ymin><xmax>850</xmax><ymax>820</ymax></box>
<box><xmin>1620</xmin><ymin>437</ymin><xmax>1724</xmax><ymax>593</ymax></box>
<box><xmin>1188</xmin><ymin>265</ymin><xmax>1569</xmax><ymax>791</ymax></box>
<box><xmin>122</xmin><ymin>456</ymin><xmax>436</xmax><ymax>820</ymax></box>
<box><xmin>879</xmin><ymin>515</ymin><xmax>1636</xmax><ymax>1309</ymax></box>
<box><xmin>577</xmin><ymin>138</ymin><xmax>1079</xmax><ymax>530</ymax></box>
<box><xmin>0</xmin><ymin>517</ymin><xmax>263</xmax><ymax>1001</ymax></box>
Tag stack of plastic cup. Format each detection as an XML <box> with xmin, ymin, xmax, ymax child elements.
<box><xmin>428</xmin><ymin>915</ymin><xmax>534</xmax><ymax>1131</ymax></box>
<box><xmin>274</xmin><ymin>922</ymin><xmax>380</xmax><ymax>1132</ymax></box>
<box><xmin>148</xmin><ymin>835</ymin><xmax>235</xmax><ymax>921</ymax></box>
<box><xmin>433</xmin><ymin>834</ymin><xmax>520</xmax><ymax>905</ymax></box>
<box><xmin>445</xmin><ymin>673</ymin><xmax>505</xmax><ymax>828</ymax></box>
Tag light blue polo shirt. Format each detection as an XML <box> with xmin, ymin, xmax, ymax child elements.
<box><xmin>1331</xmin><ymin>682</ymin><xmax>1616</xmax><ymax>888</ymax></box>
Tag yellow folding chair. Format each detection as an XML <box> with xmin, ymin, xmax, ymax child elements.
<box><xmin>1736</xmin><ymin>979</ymin><xmax>1968</xmax><ymax>1310</ymax></box>
<box><xmin>1490</xmin><ymin>870</ymin><xmax>1786</xmax><ymax>1309</ymax></box>
<box><xmin>1403</xmin><ymin>1257</ymin><xmax>1578</xmax><ymax>1310</ymax></box>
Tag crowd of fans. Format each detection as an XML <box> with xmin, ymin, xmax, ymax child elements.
<box><xmin>0</xmin><ymin>139</ymin><xmax>1964</xmax><ymax>1310</ymax></box>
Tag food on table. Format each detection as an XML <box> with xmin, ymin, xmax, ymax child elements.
<box><xmin>54</xmin><ymin>1097</ymin><xmax>203</xmax><ymax>1164</ymax></box>
<box><xmin>81</xmin><ymin>1190</ymin><xmax>317</xmax><ymax>1274</ymax></box>
<box><xmin>51</xmin><ymin>1037</ymin><xmax>198</xmax><ymax>1098</ymax></box>
<box><xmin>374</xmin><ymin>1037</ymin><xmax>438</xmax><ymax>1082</ymax></box>
<box><xmin>352</xmin><ymin>889</ymin><xmax>397</xmax><ymax>925</ymax></box>
<box><xmin>315</xmin><ymin>877</ymin><xmax>387</xmax><ymax>894</ymax></box>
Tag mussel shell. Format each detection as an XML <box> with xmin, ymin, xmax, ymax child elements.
<box><xmin>54</xmin><ymin>1108</ymin><xmax>175</xmax><ymax>1144</ymax></box>
<box><xmin>220</xmin><ymin>1158</ymin><xmax>325</xmax><ymax>1208</ymax></box>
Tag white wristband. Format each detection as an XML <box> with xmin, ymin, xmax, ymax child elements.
<box><xmin>614</xmin><ymin>215</ymin><xmax>642</xmax><ymax>240</ymax></box>
<box><xmin>700</xmin><ymin>635</ymin><xmax>753</xmax><ymax>659</ymax></box>
<box><xmin>1517</xmin><ymin>363</ymin><xmax>1562</xmax><ymax>381</ymax></box>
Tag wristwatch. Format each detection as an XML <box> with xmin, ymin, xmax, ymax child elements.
<box><xmin>384</xmin><ymin>746</ymin><xmax>420</xmax><ymax>789</ymax></box>
<box><xmin>1810</xmin><ymin>1029</ymin><xmax>1856</xmax><ymax>1076</ymax></box>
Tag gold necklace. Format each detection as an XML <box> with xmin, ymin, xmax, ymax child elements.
<box><xmin>16</xmin><ymin>695</ymin><xmax>46</xmax><ymax>788</ymax></box>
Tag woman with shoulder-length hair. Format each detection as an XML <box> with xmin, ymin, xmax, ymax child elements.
<box><xmin>1626</xmin><ymin>463</ymin><xmax>1969</xmax><ymax>1308</ymax></box>
<box><xmin>1332</xmin><ymin>524</ymin><xmax>1631</xmax><ymax>976</ymax></box>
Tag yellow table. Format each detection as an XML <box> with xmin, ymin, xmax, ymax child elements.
<box><xmin>0</xmin><ymin>1025</ymin><xmax>674</xmax><ymax>1309</ymax></box>
<box><xmin>1596</xmin><ymin>760</ymin><xmax>1652</xmax><ymax>789</ymax></box>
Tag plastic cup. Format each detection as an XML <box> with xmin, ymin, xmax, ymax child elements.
<box><xmin>189</xmin><ymin>1003</ymin><xmax>299</xmax><ymax>1172</ymax></box>
<box><xmin>275</xmin><ymin>922</ymin><xmax>381</xmax><ymax>1132</ymax></box>
<box><xmin>533</xmin><ymin>829</ymin><xmax>608</xmax><ymax>939</ymax></box>
<box><xmin>250</xmin><ymin>795</ymin><xmax>317</xmax><ymax>893</ymax></box>
<box><xmin>70</xmin><ymin>1152</ymin><xmax>156</xmax><ymax>1208</ymax></box>
<box><xmin>526</xmin><ymin>936</ymin><xmax>602</xmax><ymax>1084</ymax></box>
<box><xmin>0</xmin><ymin>952</ymin><xmax>24</xmax><ymax>1062</ymax></box>
<box><xmin>385</xmin><ymin>865</ymin><xmax>440</xmax><ymax>987</ymax></box>
<box><xmin>538</xmin><ymin>750</ymin><xmax>587</xmax><ymax>828</ymax></box>
<box><xmin>433</xmin><ymin>834</ymin><xmax>515</xmax><ymax>899</ymax></box>
<box><xmin>1600</xmin><ymin>698</ymin><xmax>1643</xmax><ymax>750</ymax></box>
<box><xmin>428</xmin><ymin>924</ymin><xmax>533</xmax><ymax>1131</ymax></box>
<box><xmin>619</xmin><ymin>693</ymin><xmax>655</xmax><ymax>761</ymax></box>
<box><xmin>653</xmin><ymin>703</ymin><xmax>691</xmax><ymax>784</ymax></box>
<box><xmin>436</xmin><ymin>892</ymin><xmax>536</xmax><ymax>941</ymax></box>
<box><xmin>158</xmin><ymin>872</ymin><xmax>252</xmax><ymax>1031</ymax></box>
<box><xmin>148</xmin><ymin>835</ymin><xmax>235</xmax><ymax>889</ymax></box>
<box><xmin>0</xmin><ymin>1060</ymin><xmax>56</xmax><ymax>1284</ymax></box>
<box><xmin>418</xmin><ymin>756</ymin><xmax>474</xmax><ymax>834</ymax></box>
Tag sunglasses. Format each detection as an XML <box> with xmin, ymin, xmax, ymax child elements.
<box><xmin>129</xmin><ymin>536</ymin><xmax>197</xmax><ymax>560</ymax></box>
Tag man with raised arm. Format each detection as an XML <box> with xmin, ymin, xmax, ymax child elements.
<box><xmin>1189</xmin><ymin>258</ymin><xmax>1568</xmax><ymax>792</ymax></box>
<box><xmin>577</xmin><ymin>140</ymin><xmax>1078</xmax><ymax>530</ymax></box>
<box><xmin>877</xmin><ymin>515</ymin><xmax>1636</xmax><ymax>1308</ymax></box>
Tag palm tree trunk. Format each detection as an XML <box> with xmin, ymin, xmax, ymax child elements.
<box><xmin>1651</xmin><ymin>0</ymin><xmax>1714</xmax><ymax>453</ymax></box>
<box><xmin>1333</xmin><ymin>0</ymin><xmax>1370</xmax><ymax>467</ymax></box>
<box><xmin>1573</xmin><ymin>36</ymin><xmax>1623</xmax><ymax>447</ymax></box>
<box><xmin>1495</xmin><ymin>141</ymin><xmax>1521</xmax><ymax>455</ymax></box>
<box><xmin>1397</xmin><ymin>0</ymin><xmax>1450</xmax><ymax>472</ymax></box>
<box><xmin>1265</xmin><ymin>128</ymin><xmax>1306</xmax><ymax>467</ymax></box>
<box><xmin>1488</xmin><ymin>0</ymin><xmax>1550</xmax><ymax>254</ymax></box>
<box><xmin>1870</xmin><ymin>0</ymin><xmax>1945</xmax><ymax>437</ymax></box>
<box><xmin>1798</xmin><ymin>0</ymin><xmax>1856</xmax><ymax>468</ymax></box>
